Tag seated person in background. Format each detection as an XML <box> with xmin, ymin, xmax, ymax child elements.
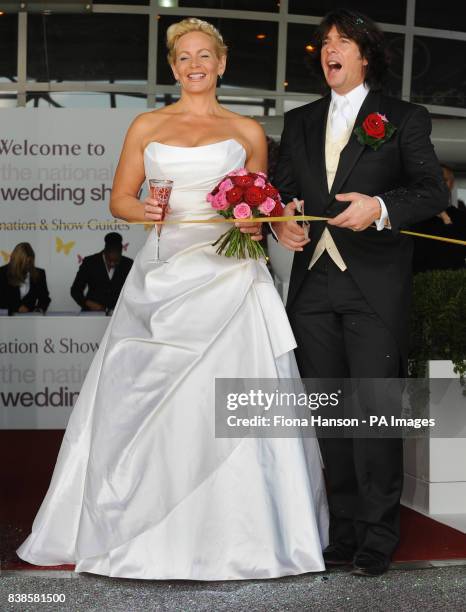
<box><xmin>0</xmin><ymin>242</ymin><xmax>51</xmax><ymax>315</ymax></box>
<box><xmin>442</xmin><ymin>164</ymin><xmax>465</xmax><ymax>211</ymax></box>
<box><xmin>71</xmin><ymin>232</ymin><xmax>133</xmax><ymax>312</ymax></box>
<box><xmin>412</xmin><ymin>164</ymin><xmax>466</xmax><ymax>274</ymax></box>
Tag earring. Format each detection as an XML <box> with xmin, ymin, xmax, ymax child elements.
<box><xmin>218</xmin><ymin>74</ymin><xmax>223</xmax><ymax>80</ymax></box>
<box><xmin>175</xmin><ymin>80</ymin><xmax>180</xmax><ymax>87</ymax></box>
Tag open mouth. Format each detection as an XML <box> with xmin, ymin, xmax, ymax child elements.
<box><xmin>327</xmin><ymin>60</ymin><xmax>342</xmax><ymax>74</ymax></box>
<box><xmin>187</xmin><ymin>72</ymin><xmax>207</xmax><ymax>81</ymax></box>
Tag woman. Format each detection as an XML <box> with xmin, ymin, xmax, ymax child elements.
<box><xmin>0</xmin><ymin>242</ymin><xmax>51</xmax><ymax>315</ymax></box>
<box><xmin>17</xmin><ymin>18</ymin><xmax>328</xmax><ymax>580</ymax></box>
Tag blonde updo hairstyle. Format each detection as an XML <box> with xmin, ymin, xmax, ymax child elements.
<box><xmin>166</xmin><ymin>18</ymin><xmax>228</xmax><ymax>64</ymax></box>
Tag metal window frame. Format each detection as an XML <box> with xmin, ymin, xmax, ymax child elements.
<box><xmin>1</xmin><ymin>0</ymin><xmax>465</xmax><ymax>118</ymax></box>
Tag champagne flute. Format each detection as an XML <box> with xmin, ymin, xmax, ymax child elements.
<box><xmin>148</xmin><ymin>178</ymin><xmax>173</xmax><ymax>264</ymax></box>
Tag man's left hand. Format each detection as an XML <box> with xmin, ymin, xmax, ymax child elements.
<box><xmin>327</xmin><ymin>192</ymin><xmax>381</xmax><ymax>232</ymax></box>
<box><xmin>234</xmin><ymin>220</ymin><xmax>263</xmax><ymax>241</ymax></box>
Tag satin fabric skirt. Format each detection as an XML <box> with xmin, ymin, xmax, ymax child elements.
<box><xmin>17</xmin><ymin>226</ymin><xmax>329</xmax><ymax>580</ymax></box>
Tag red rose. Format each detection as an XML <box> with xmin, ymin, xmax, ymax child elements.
<box><xmin>226</xmin><ymin>186</ymin><xmax>244</xmax><ymax>204</ymax></box>
<box><xmin>244</xmin><ymin>186</ymin><xmax>267</xmax><ymax>206</ymax></box>
<box><xmin>232</xmin><ymin>175</ymin><xmax>255</xmax><ymax>187</ymax></box>
<box><xmin>270</xmin><ymin>201</ymin><xmax>284</xmax><ymax>217</ymax></box>
<box><xmin>362</xmin><ymin>113</ymin><xmax>385</xmax><ymax>139</ymax></box>
<box><xmin>263</xmin><ymin>184</ymin><xmax>279</xmax><ymax>199</ymax></box>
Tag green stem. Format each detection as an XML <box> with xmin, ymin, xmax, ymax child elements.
<box><xmin>214</xmin><ymin>227</ymin><xmax>267</xmax><ymax>260</ymax></box>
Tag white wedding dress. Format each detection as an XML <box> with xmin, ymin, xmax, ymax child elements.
<box><xmin>17</xmin><ymin>139</ymin><xmax>328</xmax><ymax>580</ymax></box>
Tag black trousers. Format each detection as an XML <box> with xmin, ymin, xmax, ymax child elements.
<box><xmin>288</xmin><ymin>250</ymin><xmax>403</xmax><ymax>559</ymax></box>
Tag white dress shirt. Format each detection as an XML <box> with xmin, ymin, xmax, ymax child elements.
<box><xmin>19</xmin><ymin>272</ymin><xmax>30</xmax><ymax>299</ymax></box>
<box><xmin>103</xmin><ymin>253</ymin><xmax>115</xmax><ymax>280</ymax></box>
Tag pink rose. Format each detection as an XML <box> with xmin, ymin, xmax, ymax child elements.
<box><xmin>254</xmin><ymin>176</ymin><xmax>266</xmax><ymax>187</ymax></box>
<box><xmin>219</xmin><ymin>178</ymin><xmax>234</xmax><ymax>191</ymax></box>
<box><xmin>206</xmin><ymin>192</ymin><xmax>215</xmax><ymax>203</ymax></box>
<box><xmin>233</xmin><ymin>203</ymin><xmax>252</xmax><ymax>219</ymax></box>
<box><xmin>230</xmin><ymin>167</ymin><xmax>248</xmax><ymax>176</ymax></box>
<box><xmin>258</xmin><ymin>197</ymin><xmax>276</xmax><ymax>215</ymax></box>
<box><xmin>211</xmin><ymin>190</ymin><xmax>229</xmax><ymax>210</ymax></box>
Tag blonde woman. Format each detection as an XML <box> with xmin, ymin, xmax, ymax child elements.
<box><xmin>18</xmin><ymin>18</ymin><xmax>328</xmax><ymax>580</ymax></box>
<box><xmin>0</xmin><ymin>242</ymin><xmax>50</xmax><ymax>315</ymax></box>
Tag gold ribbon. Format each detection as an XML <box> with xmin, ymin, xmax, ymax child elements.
<box><xmin>135</xmin><ymin>215</ymin><xmax>466</xmax><ymax>247</ymax></box>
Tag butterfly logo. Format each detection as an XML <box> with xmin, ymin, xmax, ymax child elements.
<box><xmin>122</xmin><ymin>242</ymin><xmax>129</xmax><ymax>251</ymax></box>
<box><xmin>0</xmin><ymin>250</ymin><xmax>10</xmax><ymax>262</ymax></box>
<box><xmin>55</xmin><ymin>237</ymin><xmax>75</xmax><ymax>255</ymax></box>
<box><xmin>77</xmin><ymin>254</ymin><xmax>84</xmax><ymax>265</ymax></box>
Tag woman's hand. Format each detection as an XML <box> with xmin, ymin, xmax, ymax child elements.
<box><xmin>143</xmin><ymin>195</ymin><xmax>172</xmax><ymax>222</ymax></box>
<box><xmin>234</xmin><ymin>220</ymin><xmax>263</xmax><ymax>241</ymax></box>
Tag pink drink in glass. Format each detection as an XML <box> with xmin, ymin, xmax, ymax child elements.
<box><xmin>148</xmin><ymin>178</ymin><xmax>173</xmax><ymax>263</ymax></box>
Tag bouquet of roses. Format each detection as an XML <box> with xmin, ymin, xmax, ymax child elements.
<box><xmin>206</xmin><ymin>168</ymin><xmax>284</xmax><ymax>259</ymax></box>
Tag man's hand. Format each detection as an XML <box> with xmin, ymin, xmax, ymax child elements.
<box><xmin>18</xmin><ymin>305</ymin><xmax>30</xmax><ymax>313</ymax></box>
<box><xmin>234</xmin><ymin>220</ymin><xmax>264</xmax><ymax>241</ymax></box>
<box><xmin>437</xmin><ymin>210</ymin><xmax>452</xmax><ymax>225</ymax></box>
<box><xmin>327</xmin><ymin>192</ymin><xmax>381</xmax><ymax>232</ymax></box>
<box><xmin>84</xmin><ymin>299</ymin><xmax>105</xmax><ymax>311</ymax></box>
<box><xmin>271</xmin><ymin>200</ymin><xmax>310</xmax><ymax>252</ymax></box>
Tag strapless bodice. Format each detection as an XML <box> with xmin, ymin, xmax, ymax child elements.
<box><xmin>144</xmin><ymin>139</ymin><xmax>247</xmax><ymax>222</ymax></box>
<box><xmin>143</xmin><ymin>139</ymin><xmax>247</xmax><ymax>259</ymax></box>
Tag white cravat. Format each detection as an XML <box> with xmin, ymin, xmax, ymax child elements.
<box><xmin>330</xmin><ymin>95</ymin><xmax>352</xmax><ymax>141</ymax></box>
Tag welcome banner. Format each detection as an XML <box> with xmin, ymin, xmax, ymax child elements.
<box><xmin>0</xmin><ymin>109</ymin><xmax>149</xmax><ymax>311</ymax></box>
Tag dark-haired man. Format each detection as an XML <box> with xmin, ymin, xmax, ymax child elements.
<box><xmin>71</xmin><ymin>232</ymin><xmax>133</xmax><ymax>312</ymax></box>
<box><xmin>274</xmin><ymin>10</ymin><xmax>448</xmax><ymax>576</ymax></box>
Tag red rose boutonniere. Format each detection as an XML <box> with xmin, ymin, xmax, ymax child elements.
<box><xmin>354</xmin><ymin>112</ymin><xmax>396</xmax><ymax>151</ymax></box>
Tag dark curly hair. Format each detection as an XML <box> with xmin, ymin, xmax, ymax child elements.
<box><xmin>309</xmin><ymin>9</ymin><xmax>389</xmax><ymax>91</ymax></box>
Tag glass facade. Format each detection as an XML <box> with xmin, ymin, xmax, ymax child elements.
<box><xmin>27</xmin><ymin>14</ymin><xmax>148</xmax><ymax>83</ymax></box>
<box><xmin>411</xmin><ymin>37</ymin><xmax>466</xmax><ymax>109</ymax></box>
<box><xmin>178</xmin><ymin>0</ymin><xmax>279</xmax><ymax>11</ymax></box>
<box><xmin>289</xmin><ymin>0</ymin><xmax>407</xmax><ymax>25</ymax></box>
<box><xmin>0</xmin><ymin>1</ymin><xmax>464</xmax><ymax>117</ymax></box>
<box><xmin>415</xmin><ymin>1</ymin><xmax>466</xmax><ymax>32</ymax></box>
<box><xmin>0</xmin><ymin>14</ymin><xmax>17</xmax><ymax>82</ymax></box>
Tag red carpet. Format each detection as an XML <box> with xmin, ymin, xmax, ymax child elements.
<box><xmin>394</xmin><ymin>505</ymin><xmax>466</xmax><ymax>562</ymax></box>
<box><xmin>1</xmin><ymin>431</ymin><xmax>466</xmax><ymax>571</ymax></box>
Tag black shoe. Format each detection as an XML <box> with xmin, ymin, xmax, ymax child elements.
<box><xmin>323</xmin><ymin>544</ymin><xmax>355</xmax><ymax>566</ymax></box>
<box><xmin>351</xmin><ymin>552</ymin><xmax>390</xmax><ymax>577</ymax></box>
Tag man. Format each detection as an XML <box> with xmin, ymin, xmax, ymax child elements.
<box><xmin>412</xmin><ymin>164</ymin><xmax>466</xmax><ymax>273</ymax></box>
<box><xmin>71</xmin><ymin>232</ymin><xmax>133</xmax><ymax>312</ymax></box>
<box><xmin>411</xmin><ymin>164</ymin><xmax>466</xmax><ymax>274</ymax></box>
<box><xmin>273</xmin><ymin>9</ymin><xmax>449</xmax><ymax>576</ymax></box>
